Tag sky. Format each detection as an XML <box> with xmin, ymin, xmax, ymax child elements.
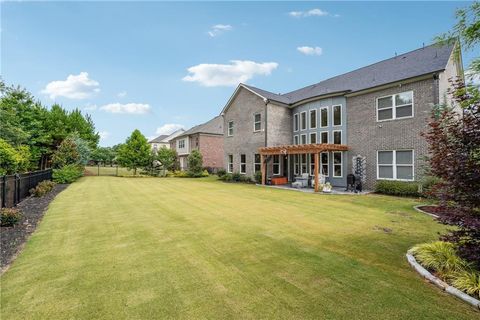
<box><xmin>1</xmin><ymin>1</ymin><xmax>475</xmax><ymax>146</ymax></box>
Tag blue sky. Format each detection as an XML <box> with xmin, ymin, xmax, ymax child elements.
<box><xmin>2</xmin><ymin>1</ymin><xmax>475</xmax><ymax>146</ymax></box>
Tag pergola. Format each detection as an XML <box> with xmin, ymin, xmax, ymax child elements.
<box><xmin>258</xmin><ymin>143</ymin><xmax>349</xmax><ymax>192</ymax></box>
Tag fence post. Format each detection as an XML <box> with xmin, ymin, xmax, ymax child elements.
<box><xmin>98</xmin><ymin>163</ymin><xmax>100</xmax><ymax>176</ymax></box>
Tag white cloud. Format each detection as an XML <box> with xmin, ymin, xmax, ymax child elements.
<box><xmin>83</xmin><ymin>103</ymin><xmax>97</xmax><ymax>111</ymax></box>
<box><xmin>306</xmin><ymin>8</ymin><xmax>329</xmax><ymax>16</ymax></box>
<box><xmin>466</xmin><ymin>69</ymin><xmax>480</xmax><ymax>87</ymax></box>
<box><xmin>100</xmin><ymin>102</ymin><xmax>151</xmax><ymax>114</ymax></box>
<box><xmin>297</xmin><ymin>46</ymin><xmax>323</xmax><ymax>56</ymax></box>
<box><xmin>117</xmin><ymin>91</ymin><xmax>127</xmax><ymax>98</ymax></box>
<box><xmin>288</xmin><ymin>11</ymin><xmax>303</xmax><ymax>17</ymax></box>
<box><xmin>208</xmin><ymin>24</ymin><xmax>232</xmax><ymax>37</ymax></box>
<box><xmin>182</xmin><ymin>60</ymin><xmax>278</xmax><ymax>87</ymax></box>
<box><xmin>155</xmin><ymin>124</ymin><xmax>185</xmax><ymax>136</ymax></box>
<box><xmin>98</xmin><ymin>131</ymin><xmax>110</xmax><ymax>140</ymax></box>
<box><xmin>289</xmin><ymin>8</ymin><xmax>334</xmax><ymax>18</ymax></box>
<box><xmin>41</xmin><ymin>72</ymin><xmax>100</xmax><ymax>99</ymax></box>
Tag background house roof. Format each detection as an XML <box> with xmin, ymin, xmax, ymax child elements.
<box><xmin>177</xmin><ymin>115</ymin><xmax>223</xmax><ymax>138</ymax></box>
<box><xmin>148</xmin><ymin>135</ymin><xmax>169</xmax><ymax>143</ymax></box>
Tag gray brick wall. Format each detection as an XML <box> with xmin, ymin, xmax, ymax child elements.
<box><xmin>346</xmin><ymin>78</ymin><xmax>436</xmax><ymax>190</ymax></box>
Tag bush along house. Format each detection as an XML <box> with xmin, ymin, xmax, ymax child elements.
<box><xmin>221</xmin><ymin>43</ymin><xmax>462</xmax><ymax>191</ymax></box>
<box><xmin>170</xmin><ymin>116</ymin><xmax>224</xmax><ymax>172</ymax></box>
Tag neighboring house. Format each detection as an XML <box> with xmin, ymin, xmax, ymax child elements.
<box><xmin>170</xmin><ymin>116</ymin><xmax>224</xmax><ymax>171</ymax></box>
<box><xmin>221</xmin><ymin>43</ymin><xmax>463</xmax><ymax>190</ymax></box>
<box><xmin>149</xmin><ymin>129</ymin><xmax>185</xmax><ymax>152</ymax></box>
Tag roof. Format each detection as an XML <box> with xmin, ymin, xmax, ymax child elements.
<box><xmin>232</xmin><ymin>43</ymin><xmax>455</xmax><ymax>107</ymax></box>
<box><xmin>148</xmin><ymin>135</ymin><xmax>169</xmax><ymax>143</ymax></box>
<box><xmin>177</xmin><ymin>116</ymin><xmax>223</xmax><ymax>138</ymax></box>
<box><xmin>148</xmin><ymin>128</ymin><xmax>185</xmax><ymax>144</ymax></box>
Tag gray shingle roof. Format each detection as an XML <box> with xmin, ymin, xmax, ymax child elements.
<box><xmin>148</xmin><ymin>135</ymin><xmax>169</xmax><ymax>143</ymax></box>
<box><xmin>178</xmin><ymin>115</ymin><xmax>223</xmax><ymax>137</ymax></box>
<box><xmin>244</xmin><ymin>43</ymin><xmax>455</xmax><ymax>105</ymax></box>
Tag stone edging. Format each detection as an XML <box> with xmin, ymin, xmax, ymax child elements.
<box><xmin>413</xmin><ymin>205</ymin><xmax>439</xmax><ymax>218</ymax></box>
<box><xmin>406</xmin><ymin>251</ymin><xmax>480</xmax><ymax>310</ymax></box>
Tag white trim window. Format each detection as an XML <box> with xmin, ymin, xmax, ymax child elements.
<box><xmin>310</xmin><ymin>132</ymin><xmax>317</xmax><ymax>144</ymax></box>
<box><xmin>273</xmin><ymin>155</ymin><xmax>280</xmax><ymax>175</ymax></box>
<box><xmin>293</xmin><ymin>113</ymin><xmax>299</xmax><ymax>132</ymax></box>
<box><xmin>320</xmin><ymin>131</ymin><xmax>328</xmax><ymax>144</ymax></box>
<box><xmin>240</xmin><ymin>154</ymin><xmax>246</xmax><ymax>174</ymax></box>
<box><xmin>309</xmin><ymin>109</ymin><xmax>317</xmax><ymax>129</ymax></box>
<box><xmin>300</xmin><ymin>134</ymin><xmax>307</xmax><ymax>145</ymax></box>
<box><xmin>332</xmin><ymin>104</ymin><xmax>342</xmax><ymax>126</ymax></box>
<box><xmin>301</xmin><ymin>154</ymin><xmax>307</xmax><ymax>174</ymax></box>
<box><xmin>228</xmin><ymin>121</ymin><xmax>234</xmax><ymax>136</ymax></box>
<box><xmin>321</xmin><ymin>152</ymin><xmax>329</xmax><ymax>176</ymax></box>
<box><xmin>377</xmin><ymin>150</ymin><xmax>414</xmax><ymax>181</ymax></box>
<box><xmin>300</xmin><ymin>111</ymin><xmax>307</xmax><ymax>130</ymax></box>
<box><xmin>178</xmin><ymin>139</ymin><xmax>185</xmax><ymax>149</ymax></box>
<box><xmin>333</xmin><ymin>152</ymin><xmax>342</xmax><ymax>178</ymax></box>
<box><xmin>294</xmin><ymin>135</ymin><xmax>299</xmax><ymax>145</ymax></box>
<box><xmin>254</xmin><ymin>154</ymin><xmax>261</xmax><ymax>173</ymax></box>
<box><xmin>376</xmin><ymin>91</ymin><xmax>413</xmax><ymax>121</ymax></box>
<box><xmin>254</xmin><ymin>113</ymin><xmax>261</xmax><ymax>132</ymax></box>
<box><xmin>333</xmin><ymin>130</ymin><xmax>342</xmax><ymax>144</ymax></box>
<box><xmin>294</xmin><ymin>154</ymin><xmax>299</xmax><ymax>175</ymax></box>
<box><xmin>309</xmin><ymin>154</ymin><xmax>315</xmax><ymax>175</ymax></box>
<box><xmin>320</xmin><ymin>107</ymin><xmax>328</xmax><ymax>127</ymax></box>
<box><xmin>228</xmin><ymin>154</ymin><xmax>233</xmax><ymax>173</ymax></box>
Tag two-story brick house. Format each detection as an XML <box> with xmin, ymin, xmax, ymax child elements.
<box><xmin>170</xmin><ymin>116</ymin><xmax>224</xmax><ymax>171</ymax></box>
<box><xmin>221</xmin><ymin>43</ymin><xmax>462</xmax><ymax>190</ymax></box>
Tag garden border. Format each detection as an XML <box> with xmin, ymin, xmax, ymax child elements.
<box><xmin>413</xmin><ymin>204</ymin><xmax>439</xmax><ymax>218</ymax></box>
<box><xmin>406</xmin><ymin>251</ymin><xmax>480</xmax><ymax>310</ymax></box>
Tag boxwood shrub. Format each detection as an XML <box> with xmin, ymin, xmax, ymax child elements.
<box><xmin>374</xmin><ymin>180</ymin><xmax>420</xmax><ymax>197</ymax></box>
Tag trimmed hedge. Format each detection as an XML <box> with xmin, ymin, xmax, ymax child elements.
<box><xmin>375</xmin><ymin>180</ymin><xmax>420</xmax><ymax>197</ymax></box>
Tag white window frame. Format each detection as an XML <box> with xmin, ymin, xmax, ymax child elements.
<box><xmin>376</xmin><ymin>149</ymin><xmax>415</xmax><ymax>181</ymax></box>
<box><xmin>300</xmin><ymin>111</ymin><xmax>307</xmax><ymax>131</ymax></box>
<box><xmin>294</xmin><ymin>135</ymin><xmax>299</xmax><ymax>145</ymax></box>
<box><xmin>293</xmin><ymin>154</ymin><xmax>299</xmax><ymax>175</ymax></box>
<box><xmin>309</xmin><ymin>132</ymin><xmax>317</xmax><ymax>144</ymax></box>
<box><xmin>320</xmin><ymin>152</ymin><xmax>329</xmax><ymax>177</ymax></box>
<box><xmin>253</xmin><ymin>113</ymin><xmax>261</xmax><ymax>132</ymax></box>
<box><xmin>293</xmin><ymin>113</ymin><xmax>299</xmax><ymax>132</ymax></box>
<box><xmin>254</xmin><ymin>154</ymin><xmax>261</xmax><ymax>173</ymax></box>
<box><xmin>320</xmin><ymin>131</ymin><xmax>329</xmax><ymax>144</ymax></box>
<box><xmin>301</xmin><ymin>154</ymin><xmax>307</xmax><ymax>174</ymax></box>
<box><xmin>178</xmin><ymin>139</ymin><xmax>185</xmax><ymax>149</ymax></box>
<box><xmin>320</xmin><ymin>106</ymin><xmax>329</xmax><ymax>128</ymax></box>
<box><xmin>300</xmin><ymin>134</ymin><xmax>307</xmax><ymax>145</ymax></box>
<box><xmin>227</xmin><ymin>154</ymin><xmax>233</xmax><ymax>173</ymax></box>
<box><xmin>309</xmin><ymin>154</ymin><xmax>316</xmax><ymax>176</ymax></box>
<box><xmin>376</xmin><ymin>91</ymin><xmax>414</xmax><ymax>122</ymax></box>
<box><xmin>272</xmin><ymin>155</ymin><xmax>280</xmax><ymax>176</ymax></box>
<box><xmin>227</xmin><ymin>121</ymin><xmax>234</xmax><ymax>136</ymax></box>
<box><xmin>332</xmin><ymin>104</ymin><xmax>342</xmax><ymax>127</ymax></box>
<box><xmin>332</xmin><ymin>151</ymin><xmax>343</xmax><ymax>178</ymax></box>
<box><xmin>239</xmin><ymin>154</ymin><xmax>246</xmax><ymax>174</ymax></box>
<box><xmin>309</xmin><ymin>109</ymin><xmax>317</xmax><ymax>129</ymax></box>
<box><xmin>332</xmin><ymin>130</ymin><xmax>342</xmax><ymax>144</ymax></box>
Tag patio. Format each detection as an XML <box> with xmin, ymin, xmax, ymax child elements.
<box><xmin>259</xmin><ymin>183</ymin><xmax>371</xmax><ymax>195</ymax></box>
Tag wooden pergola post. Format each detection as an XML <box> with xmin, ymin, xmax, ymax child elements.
<box><xmin>314</xmin><ymin>152</ymin><xmax>319</xmax><ymax>192</ymax></box>
<box><xmin>261</xmin><ymin>154</ymin><xmax>266</xmax><ymax>185</ymax></box>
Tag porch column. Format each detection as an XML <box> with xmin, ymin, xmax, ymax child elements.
<box><xmin>261</xmin><ymin>154</ymin><xmax>266</xmax><ymax>185</ymax></box>
<box><xmin>314</xmin><ymin>152</ymin><xmax>319</xmax><ymax>192</ymax></box>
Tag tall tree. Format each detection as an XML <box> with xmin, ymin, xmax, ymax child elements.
<box><xmin>116</xmin><ymin>130</ymin><xmax>150</xmax><ymax>175</ymax></box>
<box><xmin>187</xmin><ymin>150</ymin><xmax>204</xmax><ymax>177</ymax></box>
<box><xmin>156</xmin><ymin>147</ymin><xmax>177</xmax><ymax>175</ymax></box>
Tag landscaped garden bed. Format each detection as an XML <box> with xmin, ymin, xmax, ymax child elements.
<box><xmin>0</xmin><ymin>184</ymin><xmax>68</xmax><ymax>272</ymax></box>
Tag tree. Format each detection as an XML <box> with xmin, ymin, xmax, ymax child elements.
<box><xmin>187</xmin><ymin>150</ymin><xmax>203</xmax><ymax>177</ymax></box>
<box><xmin>68</xmin><ymin>132</ymin><xmax>91</xmax><ymax>166</ymax></box>
<box><xmin>51</xmin><ymin>137</ymin><xmax>80</xmax><ymax>169</ymax></box>
<box><xmin>0</xmin><ymin>139</ymin><xmax>31</xmax><ymax>175</ymax></box>
<box><xmin>156</xmin><ymin>147</ymin><xmax>177</xmax><ymax>176</ymax></box>
<box><xmin>91</xmin><ymin>147</ymin><xmax>116</xmax><ymax>166</ymax></box>
<box><xmin>116</xmin><ymin>129</ymin><xmax>150</xmax><ymax>175</ymax></box>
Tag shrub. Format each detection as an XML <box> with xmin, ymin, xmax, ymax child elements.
<box><xmin>452</xmin><ymin>271</ymin><xmax>480</xmax><ymax>298</ymax></box>
<box><xmin>374</xmin><ymin>180</ymin><xmax>419</xmax><ymax>197</ymax></box>
<box><xmin>52</xmin><ymin>164</ymin><xmax>83</xmax><ymax>183</ymax></box>
<box><xmin>52</xmin><ymin>137</ymin><xmax>80</xmax><ymax>168</ymax></box>
<box><xmin>187</xmin><ymin>150</ymin><xmax>204</xmax><ymax>177</ymax></box>
<box><xmin>217</xmin><ymin>169</ymin><xmax>227</xmax><ymax>178</ymax></box>
<box><xmin>1</xmin><ymin>208</ymin><xmax>22</xmax><ymax>227</ymax></box>
<box><xmin>201</xmin><ymin>169</ymin><xmax>209</xmax><ymax>177</ymax></box>
<box><xmin>254</xmin><ymin>171</ymin><xmax>262</xmax><ymax>184</ymax></box>
<box><xmin>222</xmin><ymin>173</ymin><xmax>233</xmax><ymax>181</ymax></box>
<box><xmin>420</xmin><ymin>176</ymin><xmax>442</xmax><ymax>198</ymax></box>
<box><xmin>30</xmin><ymin>180</ymin><xmax>56</xmax><ymax>197</ymax></box>
<box><xmin>231</xmin><ymin>172</ymin><xmax>241</xmax><ymax>182</ymax></box>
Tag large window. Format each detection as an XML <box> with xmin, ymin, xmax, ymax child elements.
<box><xmin>300</xmin><ymin>134</ymin><xmax>307</xmax><ymax>145</ymax></box>
<box><xmin>178</xmin><ymin>139</ymin><xmax>185</xmax><ymax>149</ymax></box>
<box><xmin>294</xmin><ymin>154</ymin><xmax>299</xmax><ymax>175</ymax></box>
<box><xmin>377</xmin><ymin>150</ymin><xmax>414</xmax><ymax>180</ymax></box>
<box><xmin>333</xmin><ymin>105</ymin><xmax>342</xmax><ymax>126</ymax></box>
<box><xmin>273</xmin><ymin>155</ymin><xmax>280</xmax><ymax>175</ymax></box>
<box><xmin>294</xmin><ymin>113</ymin><xmax>299</xmax><ymax>132</ymax></box>
<box><xmin>320</xmin><ymin>107</ymin><xmax>328</xmax><ymax>127</ymax></box>
<box><xmin>240</xmin><ymin>154</ymin><xmax>246</xmax><ymax>174</ymax></box>
<box><xmin>254</xmin><ymin>113</ymin><xmax>261</xmax><ymax>132</ymax></box>
<box><xmin>294</xmin><ymin>135</ymin><xmax>299</xmax><ymax>145</ymax></box>
<box><xmin>228</xmin><ymin>121</ymin><xmax>234</xmax><ymax>136</ymax></box>
<box><xmin>333</xmin><ymin>152</ymin><xmax>342</xmax><ymax>177</ymax></box>
<box><xmin>321</xmin><ymin>152</ymin><xmax>329</xmax><ymax>176</ymax></box>
<box><xmin>377</xmin><ymin>91</ymin><xmax>413</xmax><ymax>121</ymax></box>
<box><xmin>254</xmin><ymin>154</ymin><xmax>261</xmax><ymax>173</ymax></box>
<box><xmin>320</xmin><ymin>131</ymin><xmax>328</xmax><ymax>144</ymax></box>
<box><xmin>300</xmin><ymin>111</ymin><xmax>307</xmax><ymax>130</ymax></box>
<box><xmin>301</xmin><ymin>154</ymin><xmax>307</xmax><ymax>174</ymax></box>
<box><xmin>310</xmin><ymin>132</ymin><xmax>317</xmax><ymax>144</ymax></box>
<box><xmin>309</xmin><ymin>154</ymin><xmax>316</xmax><ymax>175</ymax></box>
<box><xmin>333</xmin><ymin>130</ymin><xmax>342</xmax><ymax>144</ymax></box>
<box><xmin>228</xmin><ymin>154</ymin><xmax>233</xmax><ymax>173</ymax></box>
<box><xmin>309</xmin><ymin>109</ymin><xmax>317</xmax><ymax>129</ymax></box>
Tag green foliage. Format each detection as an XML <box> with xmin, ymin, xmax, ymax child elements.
<box><xmin>374</xmin><ymin>180</ymin><xmax>419</xmax><ymax>197</ymax></box>
<box><xmin>156</xmin><ymin>147</ymin><xmax>177</xmax><ymax>175</ymax></box>
<box><xmin>52</xmin><ymin>137</ymin><xmax>80</xmax><ymax>169</ymax></box>
<box><xmin>217</xmin><ymin>169</ymin><xmax>226</xmax><ymax>178</ymax></box>
<box><xmin>232</xmin><ymin>172</ymin><xmax>241</xmax><ymax>182</ymax></box>
<box><xmin>116</xmin><ymin>130</ymin><xmax>151</xmax><ymax>175</ymax></box>
<box><xmin>91</xmin><ymin>146</ymin><xmax>116</xmax><ymax>165</ymax></box>
<box><xmin>452</xmin><ymin>271</ymin><xmax>480</xmax><ymax>298</ymax></box>
<box><xmin>0</xmin><ymin>208</ymin><xmax>22</xmax><ymax>227</ymax></box>
<box><xmin>52</xmin><ymin>164</ymin><xmax>83</xmax><ymax>184</ymax></box>
<box><xmin>68</xmin><ymin>133</ymin><xmax>91</xmax><ymax>166</ymax></box>
<box><xmin>186</xmin><ymin>150</ymin><xmax>203</xmax><ymax>177</ymax></box>
<box><xmin>254</xmin><ymin>171</ymin><xmax>262</xmax><ymax>184</ymax></box>
<box><xmin>420</xmin><ymin>175</ymin><xmax>442</xmax><ymax>197</ymax></box>
<box><xmin>30</xmin><ymin>180</ymin><xmax>56</xmax><ymax>197</ymax></box>
<box><xmin>0</xmin><ymin>138</ymin><xmax>32</xmax><ymax>175</ymax></box>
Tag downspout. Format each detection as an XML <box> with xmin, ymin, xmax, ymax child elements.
<box><xmin>433</xmin><ymin>73</ymin><xmax>439</xmax><ymax>106</ymax></box>
<box><xmin>264</xmin><ymin>98</ymin><xmax>269</xmax><ymax>147</ymax></box>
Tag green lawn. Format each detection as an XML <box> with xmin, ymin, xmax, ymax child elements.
<box><xmin>85</xmin><ymin>165</ymin><xmax>138</xmax><ymax>176</ymax></box>
<box><xmin>1</xmin><ymin>177</ymin><xmax>478</xmax><ymax>319</ymax></box>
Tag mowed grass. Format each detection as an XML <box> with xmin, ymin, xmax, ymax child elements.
<box><xmin>1</xmin><ymin>177</ymin><xmax>478</xmax><ymax>319</ymax></box>
<box><xmin>85</xmin><ymin>166</ymin><xmax>138</xmax><ymax>176</ymax></box>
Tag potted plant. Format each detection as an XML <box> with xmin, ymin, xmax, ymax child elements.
<box><xmin>323</xmin><ymin>182</ymin><xmax>332</xmax><ymax>193</ymax></box>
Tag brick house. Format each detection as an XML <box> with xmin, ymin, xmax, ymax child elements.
<box><xmin>221</xmin><ymin>43</ymin><xmax>462</xmax><ymax>190</ymax></box>
<box><xmin>170</xmin><ymin>116</ymin><xmax>224</xmax><ymax>171</ymax></box>
<box><xmin>148</xmin><ymin>129</ymin><xmax>185</xmax><ymax>152</ymax></box>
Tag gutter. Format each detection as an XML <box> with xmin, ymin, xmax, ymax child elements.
<box><xmin>264</xmin><ymin>98</ymin><xmax>269</xmax><ymax>147</ymax></box>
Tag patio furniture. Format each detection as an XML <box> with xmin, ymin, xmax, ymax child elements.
<box><xmin>292</xmin><ymin>181</ymin><xmax>302</xmax><ymax>188</ymax></box>
<box><xmin>294</xmin><ymin>174</ymin><xmax>310</xmax><ymax>188</ymax></box>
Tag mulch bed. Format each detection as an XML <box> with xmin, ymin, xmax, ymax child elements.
<box><xmin>416</xmin><ymin>205</ymin><xmax>453</xmax><ymax>219</ymax></box>
<box><xmin>1</xmin><ymin>184</ymin><xmax>68</xmax><ymax>272</ymax></box>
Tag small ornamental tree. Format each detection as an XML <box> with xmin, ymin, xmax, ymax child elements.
<box><xmin>187</xmin><ymin>149</ymin><xmax>203</xmax><ymax>177</ymax></box>
<box><xmin>116</xmin><ymin>129</ymin><xmax>150</xmax><ymax>175</ymax></box>
<box><xmin>156</xmin><ymin>147</ymin><xmax>177</xmax><ymax>176</ymax></box>
<box><xmin>51</xmin><ymin>137</ymin><xmax>80</xmax><ymax>169</ymax></box>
